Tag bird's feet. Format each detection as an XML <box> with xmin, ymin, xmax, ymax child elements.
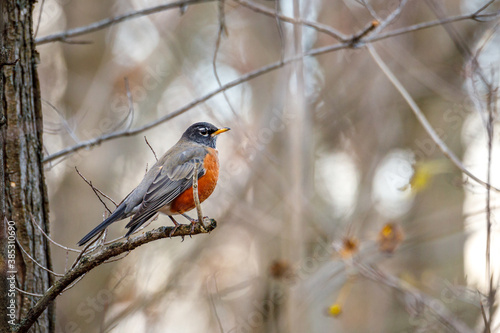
<box><xmin>189</xmin><ymin>220</ymin><xmax>196</xmax><ymax>236</ymax></box>
<box><xmin>181</xmin><ymin>214</ymin><xmax>209</xmax><ymax>237</ymax></box>
<box><xmin>168</xmin><ymin>216</ymin><xmax>181</xmax><ymax>238</ymax></box>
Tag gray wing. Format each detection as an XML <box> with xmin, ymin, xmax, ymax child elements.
<box><xmin>124</xmin><ymin>146</ymin><xmax>207</xmax><ymax>235</ymax></box>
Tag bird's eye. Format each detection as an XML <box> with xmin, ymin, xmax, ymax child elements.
<box><xmin>199</xmin><ymin>128</ymin><xmax>209</xmax><ymax>136</ymax></box>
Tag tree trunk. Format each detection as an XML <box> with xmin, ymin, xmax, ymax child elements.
<box><xmin>0</xmin><ymin>0</ymin><xmax>54</xmax><ymax>332</ymax></box>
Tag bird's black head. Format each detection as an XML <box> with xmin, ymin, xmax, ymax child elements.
<box><xmin>181</xmin><ymin>122</ymin><xmax>230</xmax><ymax>148</ymax></box>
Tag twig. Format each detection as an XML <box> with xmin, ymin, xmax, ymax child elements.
<box><xmin>373</xmin><ymin>0</ymin><xmax>409</xmax><ymax>33</ymax></box>
<box><xmin>274</xmin><ymin>0</ymin><xmax>285</xmax><ymax>63</ymax></box>
<box><xmin>356</xmin><ymin>262</ymin><xmax>473</xmax><ymax>333</ymax></box>
<box><xmin>212</xmin><ymin>0</ymin><xmax>240</xmax><ymax>121</ymax></box>
<box><xmin>144</xmin><ymin>136</ymin><xmax>158</xmax><ymax>161</ymax></box>
<box><xmin>367</xmin><ymin>44</ymin><xmax>500</xmax><ymax>193</ymax></box>
<box><xmin>350</xmin><ymin>20</ymin><xmax>380</xmax><ymax>46</ymax></box>
<box><xmin>60</xmin><ymin>275</ymin><xmax>86</xmax><ymax>294</ymax></box>
<box><xmin>102</xmin><ymin>251</ymin><xmax>131</xmax><ymax>264</ymax></box>
<box><xmin>425</xmin><ymin>0</ymin><xmax>493</xmax><ymax>89</ymax></box>
<box><xmin>71</xmin><ymin>228</ymin><xmax>109</xmax><ymax>271</ymax></box>
<box><xmin>476</xmin><ymin>0</ymin><xmax>497</xmax><ymax>15</ymax></box>
<box><xmin>111</xmin><ymin>78</ymin><xmax>135</xmax><ymax>132</ymax></box>
<box><xmin>42</xmin><ymin>99</ymin><xmax>80</xmax><ymax>143</ymax></box>
<box><xmin>477</xmin><ymin>47</ymin><xmax>498</xmax><ymax>328</ymax></box>
<box><xmin>30</xmin><ymin>214</ymin><xmax>81</xmax><ymax>253</ymax></box>
<box><xmin>16</xmin><ymin>239</ymin><xmax>64</xmax><ymax>277</ymax></box>
<box><xmin>75</xmin><ymin>228</ymin><xmax>108</xmax><ymax>259</ymax></box>
<box><xmin>480</xmin><ymin>299</ymin><xmax>491</xmax><ymax>333</ymax></box>
<box><xmin>14</xmin><ymin>221</ymin><xmax>217</xmax><ymax>333</ymax></box>
<box><xmin>58</xmin><ymin>39</ymin><xmax>93</xmax><ymax>45</ymax></box>
<box><xmin>34</xmin><ymin>0</ymin><xmax>45</xmax><ymax>37</ymax></box>
<box><xmin>485</xmin><ymin>84</ymin><xmax>494</xmax><ymax>298</ymax></box>
<box><xmin>365</xmin><ymin>9</ymin><xmax>500</xmax><ymax>44</ymax></box>
<box><xmin>233</xmin><ymin>0</ymin><xmax>346</xmax><ymax>41</ymax></box>
<box><xmin>15</xmin><ymin>287</ymin><xmax>43</xmax><ymax>298</ymax></box>
<box><xmin>357</xmin><ymin>0</ymin><xmax>381</xmax><ymax>21</ymax></box>
<box><xmin>206</xmin><ymin>274</ymin><xmax>225</xmax><ymax>333</ymax></box>
<box><xmin>75</xmin><ymin>167</ymin><xmax>117</xmax><ymax>213</ymax></box>
<box><xmin>193</xmin><ymin>162</ymin><xmax>204</xmax><ymax>225</ymax></box>
<box><xmin>35</xmin><ymin>0</ymin><xmax>217</xmax><ymax>45</ymax></box>
<box><xmin>211</xmin><ymin>1</ymin><xmax>280</xmax><ymax>165</ymax></box>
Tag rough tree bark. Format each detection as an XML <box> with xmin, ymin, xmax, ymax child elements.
<box><xmin>0</xmin><ymin>0</ymin><xmax>54</xmax><ymax>332</ymax></box>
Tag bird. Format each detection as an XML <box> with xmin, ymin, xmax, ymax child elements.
<box><xmin>77</xmin><ymin>122</ymin><xmax>230</xmax><ymax>246</ymax></box>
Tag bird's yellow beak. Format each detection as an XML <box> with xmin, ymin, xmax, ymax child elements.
<box><xmin>211</xmin><ymin>127</ymin><xmax>230</xmax><ymax>137</ymax></box>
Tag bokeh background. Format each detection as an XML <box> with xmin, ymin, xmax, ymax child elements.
<box><xmin>34</xmin><ymin>0</ymin><xmax>499</xmax><ymax>332</ymax></box>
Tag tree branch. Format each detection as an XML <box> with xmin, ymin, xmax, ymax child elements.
<box><xmin>366</xmin><ymin>8</ymin><xmax>500</xmax><ymax>44</ymax></box>
<box><xmin>42</xmin><ymin>4</ymin><xmax>500</xmax><ymax>165</ymax></box>
<box><xmin>306</xmin><ymin>9</ymin><xmax>500</xmax><ymax>58</ymax></box>
<box><xmin>35</xmin><ymin>0</ymin><xmax>217</xmax><ymax>45</ymax></box>
<box><xmin>356</xmin><ymin>262</ymin><xmax>474</xmax><ymax>333</ymax></box>
<box><xmin>42</xmin><ymin>59</ymin><xmax>289</xmax><ymax>163</ymax></box>
<box><xmin>233</xmin><ymin>0</ymin><xmax>346</xmax><ymax>41</ymax></box>
<box><xmin>367</xmin><ymin>44</ymin><xmax>500</xmax><ymax>193</ymax></box>
<box><xmin>13</xmin><ymin>220</ymin><xmax>217</xmax><ymax>333</ymax></box>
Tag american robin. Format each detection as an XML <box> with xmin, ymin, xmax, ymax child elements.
<box><xmin>77</xmin><ymin>122</ymin><xmax>230</xmax><ymax>246</ymax></box>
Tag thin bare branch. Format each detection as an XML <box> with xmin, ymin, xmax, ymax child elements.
<box><xmin>486</xmin><ymin>87</ymin><xmax>494</xmax><ymax>291</ymax></box>
<box><xmin>212</xmin><ymin>0</ymin><xmax>240</xmax><ymax>120</ymax></box>
<box><xmin>356</xmin><ymin>263</ymin><xmax>474</xmax><ymax>333</ymax></box>
<box><xmin>274</xmin><ymin>0</ymin><xmax>285</xmax><ymax>63</ymax></box>
<box><xmin>60</xmin><ymin>275</ymin><xmax>86</xmax><ymax>294</ymax></box>
<box><xmin>73</xmin><ymin>228</ymin><xmax>108</xmax><ymax>266</ymax></box>
<box><xmin>35</xmin><ymin>0</ymin><xmax>217</xmax><ymax>45</ymax></box>
<box><xmin>193</xmin><ymin>162</ymin><xmax>204</xmax><ymax>225</ymax></box>
<box><xmin>58</xmin><ymin>39</ymin><xmax>93</xmax><ymax>45</ymax></box>
<box><xmin>30</xmin><ymin>215</ymin><xmax>81</xmax><ymax>253</ymax></box>
<box><xmin>15</xmin><ymin>287</ymin><xmax>43</xmax><ymax>298</ymax></box>
<box><xmin>75</xmin><ymin>167</ymin><xmax>117</xmax><ymax>213</ymax></box>
<box><xmin>206</xmin><ymin>274</ymin><xmax>225</xmax><ymax>333</ymax></box>
<box><xmin>296</xmin><ymin>8</ymin><xmax>500</xmax><ymax>59</ymax></box>
<box><xmin>472</xmin><ymin>41</ymin><xmax>499</xmax><ymax>327</ymax></box>
<box><xmin>234</xmin><ymin>0</ymin><xmax>346</xmax><ymax>41</ymax></box>
<box><xmin>111</xmin><ymin>78</ymin><xmax>135</xmax><ymax>132</ymax></box>
<box><xmin>144</xmin><ymin>136</ymin><xmax>158</xmax><ymax>162</ymax></box>
<box><xmin>34</xmin><ymin>0</ymin><xmax>45</xmax><ymax>37</ymax></box>
<box><xmin>480</xmin><ymin>299</ymin><xmax>491</xmax><ymax>333</ymax></box>
<box><xmin>357</xmin><ymin>0</ymin><xmax>382</xmax><ymax>21</ymax></box>
<box><xmin>374</xmin><ymin>0</ymin><xmax>409</xmax><ymax>33</ymax></box>
<box><xmin>350</xmin><ymin>20</ymin><xmax>380</xmax><ymax>45</ymax></box>
<box><xmin>366</xmin><ymin>9</ymin><xmax>500</xmax><ymax>44</ymax></box>
<box><xmin>102</xmin><ymin>251</ymin><xmax>131</xmax><ymax>264</ymax></box>
<box><xmin>476</xmin><ymin>0</ymin><xmax>497</xmax><ymax>15</ymax></box>
<box><xmin>367</xmin><ymin>44</ymin><xmax>500</xmax><ymax>193</ymax></box>
<box><xmin>16</xmin><ymin>239</ymin><xmax>64</xmax><ymax>277</ymax></box>
<box><xmin>42</xmin><ymin>99</ymin><xmax>80</xmax><ymax>143</ymax></box>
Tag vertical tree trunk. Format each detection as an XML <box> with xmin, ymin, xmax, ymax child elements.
<box><xmin>0</xmin><ymin>0</ymin><xmax>54</xmax><ymax>332</ymax></box>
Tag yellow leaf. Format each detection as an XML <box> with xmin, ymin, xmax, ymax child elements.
<box><xmin>328</xmin><ymin>303</ymin><xmax>342</xmax><ymax>317</ymax></box>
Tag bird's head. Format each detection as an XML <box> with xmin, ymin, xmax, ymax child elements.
<box><xmin>182</xmin><ymin>122</ymin><xmax>230</xmax><ymax>148</ymax></box>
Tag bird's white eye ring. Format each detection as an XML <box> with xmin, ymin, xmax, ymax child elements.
<box><xmin>199</xmin><ymin>128</ymin><xmax>209</xmax><ymax>136</ymax></box>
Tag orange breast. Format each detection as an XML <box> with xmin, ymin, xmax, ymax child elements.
<box><xmin>169</xmin><ymin>149</ymin><xmax>219</xmax><ymax>214</ymax></box>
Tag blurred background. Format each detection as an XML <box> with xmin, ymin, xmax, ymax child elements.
<box><xmin>34</xmin><ymin>0</ymin><xmax>499</xmax><ymax>332</ymax></box>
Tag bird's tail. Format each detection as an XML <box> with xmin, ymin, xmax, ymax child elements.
<box><xmin>77</xmin><ymin>205</ymin><xmax>127</xmax><ymax>246</ymax></box>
